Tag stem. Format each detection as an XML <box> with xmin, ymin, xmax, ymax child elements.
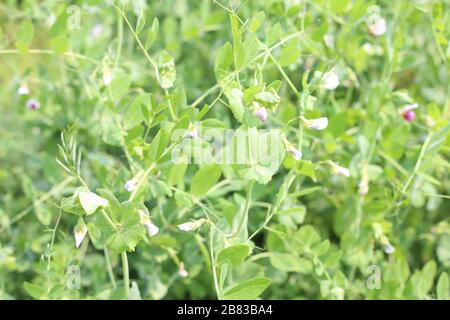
<box><xmin>0</xmin><ymin>49</ymin><xmax>98</xmax><ymax>63</ymax></box>
<box><xmin>104</xmin><ymin>247</ymin><xmax>117</xmax><ymax>288</ymax></box>
<box><xmin>110</xmin><ymin>3</ymin><xmax>159</xmax><ymax>82</ymax></box>
<box><xmin>209</xmin><ymin>228</ymin><xmax>221</xmax><ymax>299</ymax></box>
<box><xmin>121</xmin><ymin>251</ymin><xmax>129</xmax><ymax>299</ymax></box>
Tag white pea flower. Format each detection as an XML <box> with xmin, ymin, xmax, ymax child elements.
<box><xmin>138</xmin><ymin>210</ymin><xmax>159</xmax><ymax>236</ymax></box>
<box><xmin>18</xmin><ymin>83</ymin><xmax>29</xmax><ymax>95</ymax></box>
<box><xmin>103</xmin><ymin>65</ymin><xmax>112</xmax><ymax>86</ymax></box>
<box><xmin>253</xmin><ymin>105</ymin><xmax>269</xmax><ymax>123</ymax></box>
<box><xmin>382</xmin><ymin>243</ymin><xmax>395</xmax><ymax>255</ymax></box>
<box><xmin>358</xmin><ymin>175</ymin><xmax>369</xmax><ymax>197</ymax></box>
<box><xmin>323</xmin><ymin>34</ymin><xmax>334</xmax><ymax>48</ymax></box>
<box><xmin>74</xmin><ymin>218</ymin><xmax>88</xmax><ymax>248</ymax></box>
<box><xmin>124</xmin><ymin>179</ymin><xmax>137</xmax><ymax>192</ymax></box>
<box><xmin>330</xmin><ymin>162</ymin><xmax>350</xmax><ymax>177</ymax></box>
<box><xmin>178</xmin><ymin>262</ymin><xmax>189</xmax><ymax>278</ymax></box>
<box><xmin>185</xmin><ymin>122</ymin><xmax>199</xmax><ymax>139</ymax></box>
<box><xmin>287</xmin><ymin>146</ymin><xmax>302</xmax><ymax>161</ymax></box>
<box><xmin>368</xmin><ymin>17</ymin><xmax>386</xmax><ymax>37</ymax></box>
<box><xmin>321</xmin><ymin>69</ymin><xmax>339</xmax><ymax>90</ymax></box>
<box><xmin>283</xmin><ymin>138</ymin><xmax>302</xmax><ymax>161</ymax></box>
<box><xmin>177</xmin><ymin>219</ymin><xmax>206</xmax><ymax>232</ymax></box>
<box><xmin>301</xmin><ymin>116</ymin><xmax>328</xmax><ymax>131</ymax></box>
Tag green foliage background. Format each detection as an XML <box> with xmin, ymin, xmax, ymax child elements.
<box><xmin>0</xmin><ymin>0</ymin><xmax>449</xmax><ymax>300</ymax></box>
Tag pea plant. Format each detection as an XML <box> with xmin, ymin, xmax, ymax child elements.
<box><xmin>0</xmin><ymin>0</ymin><xmax>449</xmax><ymax>300</ymax></box>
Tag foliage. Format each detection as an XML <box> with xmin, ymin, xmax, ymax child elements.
<box><xmin>0</xmin><ymin>0</ymin><xmax>449</xmax><ymax>300</ymax></box>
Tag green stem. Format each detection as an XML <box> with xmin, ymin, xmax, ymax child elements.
<box><xmin>121</xmin><ymin>251</ymin><xmax>129</xmax><ymax>299</ymax></box>
<box><xmin>104</xmin><ymin>247</ymin><xmax>117</xmax><ymax>288</ymax></box>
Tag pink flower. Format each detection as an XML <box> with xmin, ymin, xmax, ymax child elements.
<box><xmin>253</xmin><ymin>106</ymin><xmax>268</xmax><ymax>122</ymax></box>
<box><xmin>91</xmin><ymin>24</ymin><xmax>103</xmax><ymax>38</ymax></box>
<box><xmin>25</xmin><ymin>99</ymin><xmax>40</xmax><ymax>110</ymax></box>
<box><xmin>400</xmin><ymin>103</ymin><xmax>418</xmax><ymax>123</ymax></box>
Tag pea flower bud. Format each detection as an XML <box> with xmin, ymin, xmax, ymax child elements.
<box><xmin>186</xmin><ymin>122</ymin><xmax>199</xmax><ymax>139</ymax></box>
<box><xmin>358</xmin><ymin>173</ymin><xmax>369</xmax><ymax>197</ymax></box>
<box><xmin>288</xmin><ymin>147</ymin><xmax>302</xmax><ymax>161</ymax></box>
<box><xmin>103</xmin><ymin>65</ymin><xmax>112</xmax><ymax>86</ymax></box>
<box><xmin>253</xmin><ymin>104</ymin><xmax>268</xmax><ymax>123</ymax></box>
<box><xmin>321</xmin><ymin>69</ymin><xmax>339</xmax><ymax>90</ymax></box>
<box><xmin>178</xmin><ymin>262</ymin><xmax>189</xmax><ymax>278</ymax></box>
<box><xmin>400</xmin><ymin>103</ymin><xmax>418</xmax><ymax>123</ymax></box>
<box><xmin>329</xmin><ymin>162</ymin><xmax>350</xmax><ymax>177</ymax></box>
<box><xmin>177</xmin><ymin>219</ymin><xmax>206</xmax><ymax>232</ymax></box>
<box><xmin>382</xmin><ymin>243</ymin><xmax>395</xmax><ymax>255</ymax></box>
<box><xmin>18</xmin><ymin>83</ymin><xmax>29</xmax><ymax>95</ymax></box>
<box><xmin>283</xmin><ymin>138</ymin><xmax>302</xmax><ymax>161</ymax></box>
<box><xmin>74</xmin><ymin>218</ymin><xmax>88</xmax><ymax>248</ymax></box>
<box><xmin>301</xmin><ymin>116</ymin><xmax>328</xmax><ymax>131</ymax></box>
<box><xmin>26</xmin><ymin>99</ymin><xmax>41</xmax><ymax>110</ymax></box>
<box><xmin>368</xmin><ymin>17</ymin><xmax>386</xmax><ymax>37</ymax></box>
<box><xmin>124</xmin><ymin>179</ymin><xmax>137</xmax><ymax>192</ymax></box>
<box><xmin>138</xmin><ymin>210</ymin><xmax>159</xmax><ymax>236</ymax></box>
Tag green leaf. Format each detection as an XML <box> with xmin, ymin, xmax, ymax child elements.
<box><xmin>109</xmin><ymin>75</ymin><xmax>132</xmax><ymax>102</ymax></box>
<box><xmin>231</xmin><ymin>127</ymin><xmax>285</xmax><ymax>184</ymax></box>
<box><xmin>105</xmin><ymin>202</ymin><xmax>145</xmax><ymax>253</ymax></box>
<box><xmin>16</xmin><ymin>20</ymin><xmax>34</xmax><ymax>45</ymax></box>
<box><xmin>50</xmin><ymin>36</ymin><xmax>69</xmax><ymax>54</ymax></box>
<box><xmin>270</xmin><ymin>253</ymin><xmax>313</xmax><ymax>273</ymax></box>
<box><xmin>214</xmin><ymin>42</ymin><xmax>233</xmax><ymax>81</ymax></box>
<box><xmin>79</xmin><ymin>191</ymin><xmax>109</xmax><ymax>215</ymax></box>
<box><xmin>279</xmin><ymin>44</ymin><xmax>301</xmax><ymax>66</ymax></box>
<box><xmin>217</xmin><ymin>244</ymin><xmax>250</xmax><ymax>266</ymax></box>
<box><xmin>191</xmin><ymin>164</ymin><xmax>222</xmax><ymax>197</ymax></box>
<box><xmin>145</xmin><ymin>18</ymin><xmax>159</xmax><ymax>49</ymax></box>
<box><xmin>266</xmin><ymin>23</ymin><xmax>281</xmax><ymax>46</ymax></box>
<box><xmin>249</xmin><ymin>11</ymin><xmax>265</xmax><ymax>33</ymax></box>
<box><xmin>227</xmin><ymin>88</ymin><xmax>245</xmax><ymax>122</ymax></box>
<box><xmin>223</xmin><ymin>277</ymin><xmax>270</xmax><ymax>300</ymax></box>
<box><xmin>148</xmin><ymin>126</ymin><xmax>171</xmax><ymax>162</ymax></box>
<box><xmin>24</xmin><ymin>282</ymin><xmax>45</xmax><ymax>299</ymax></box>
<box><xmin>437</xmin><ymin>272</ymin><xmax>449</xmax><ymax>300</ymax></box>
<box><xmin>136</xmin><ymin>15</ymin><xmax>146</xmax><ymax>35</ymax></box>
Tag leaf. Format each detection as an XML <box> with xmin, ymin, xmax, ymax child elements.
<box><xmin>79</xmin><ymin>191</ymin><xmax>109</xmax><ymax>215</ymax></box>
<box><xmin>249</xmin><ymin>11</ymin><xmax>265</xmax><ymax>33</ymax></box>
<box><xmin>214</xmin><ymin>42</ymin><xmax>233</xmax><ymax>81</ymax></box>
<box><xmin>234</xmin><ymin>41</ymin><xmax>246</xmax><ymax>70</ymax></box>
<box><xmin>105</xmin><ymin>202</ymin><xmax>145</xmax><ymax>253</ymax></box>
<box><xmin>16</xmin><ymin>20</ymin><xmax>34</xmax><ymax>45</ymax></box>
<box><xmin>148</xmin><ymin>126</ymin><xmax>171</xmax><ymax>162</ymax></box>
<box><xmin>50</xmin><ymin>36</ymin><xmax>69</xmax><ymax>54</ymax></box>
<box><xmin>217</xmin><ymin>244</ymin><xmax>250</xmax><ymax>266</ymax></box>
<box><xmin>231</xmin><ymin>127</ymin><xmax>285</xmax><ymax>184</ymax></box>
<box><xmin>124</xmin><ymin>95</ymin><xmax>146</xmax><ymax>130</ymax></box>
<box><xmin>269</xmin><ymin>253</ymin><xmax>313</xmax><ymax>273</ymax></box>
<box><xmin>109</xmin><ymin>75</ymin><xmax>132</xmax><ymax>102</ymax></box>
<box><xmin>24</xmin><ymin>282</ymin><xmax>44</xmax><ymax>299</ymax></box>
<box><xmin>223</xmin><ymin>277</ymin><xmax>270</xmax><ymax>300</ymax></box>
<box><xmin>191</xmin><ymin>164</ymin><xmax>222</xmax><ymax>197</ymax></box>
<box><xmin>279</xmin><ymin>44</ymin><xmax>301</xmax><ymax>66</ymax></box>
<box><xmin>266</xmin><ymin>23</ymin><xmax>281</xmax><ymax>46</ymax></box>
<box><xmin>145</xmin><ymin>18</ymin><xmax>159</xmax><ymax>49</ymax></box>
<box><xmin>227</xmin><ymin>88</ymin><xmax>245</xmax><ymax>122</ymax></box>
<box><xmin>136</xmin><ymin>15</ymin><xmax>146</xmax><ymax>35</ymax></box>
<box><xmin>436</xmin><ymin>272</ymin><xmax>449</xmax><ymax>300</ymax></box>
